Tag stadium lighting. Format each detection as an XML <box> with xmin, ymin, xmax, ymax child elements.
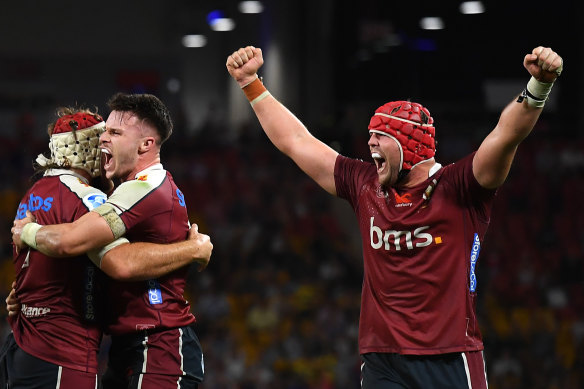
<box><xmin>210</xmin><ymin>18</ymin><xmax>235</xmax><ymax>31</ymax></box>
<box><xmin>182</xmin><ymin>34</ymin><xmax>207</xmax><ymax>48</ymax></box>
<box><xmin>460</xmin><ymin>1</ymin><xmax>485</xmax><ymax>14</ymax></box>
<box><xmin>239</xmin><ymin>1</ymin><xmax>264</xmax><ymax>14</ymax></box>
<box><xmin>420</xmin><ymin>17</ymin><xmax>444</xmax><ymax>30</ymax></box>
<box><xmin>207</xmin><ymin>10</ymin><xmax>236</xmax><ymax>31</ymax></box>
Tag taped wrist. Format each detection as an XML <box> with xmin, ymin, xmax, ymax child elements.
<box><xmin>518</xmin><ymin>76</ymin><xmax>554</xmax><ymax>108</ymax></box>
<box><xmin>242</xmin><ymin>77</ymin><xmax>271</xmax><ymax>107</ymax></box>
<box><xmin>21</xmin><ymin>222</ymin><xmax>42</xmax><ymax>250</ymax></box>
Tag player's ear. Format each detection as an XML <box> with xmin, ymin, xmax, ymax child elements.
<box><xmin>138</xmin><ymin>136</ymin><xmax>157</xmax><ymax>153</ymax></box>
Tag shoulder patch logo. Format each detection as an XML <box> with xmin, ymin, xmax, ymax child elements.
<box><xmin>83</xmin><ymin>193</ymin><xmax>107</xmax><ymax>211</ymax></box>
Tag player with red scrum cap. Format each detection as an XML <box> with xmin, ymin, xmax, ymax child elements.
<box><xmin>227</xmin><ymin>44</ymin><xmax>562</xmax><ymax>388</ymax></box>
<box><xmin>2</xmin><ymin>108</ymin><xmax>109</xmax><ymax>388</ymax></box>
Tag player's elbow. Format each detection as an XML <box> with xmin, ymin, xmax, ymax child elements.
<box><xmin>100</xmin><ymin>253</ymin><xmax>140</xmax><ymax>281</ymax></box>
<box><xmin>102</xmin><ymin>261</ymin><xmax>135</xmax><ymax>281</ymax></box>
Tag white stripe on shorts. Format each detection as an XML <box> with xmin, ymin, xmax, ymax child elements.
<box><xmin>137</xmin><ymin>335</ymin><xmax>149</xmax><ymax>389</ymax></box>
<box><xmin>55</xmin><ymin>366</ymin><xmax>62</xmax><ymax>389</ymax></box>
<box><xmin>461</xmin><ymin>352</ymin><xmax>472</xmax><ymax>389</ymax></box>
<box><xmin>178</xmin><ymin>328</ymin><xmax>185</xmax><ymax>374</ymax></box>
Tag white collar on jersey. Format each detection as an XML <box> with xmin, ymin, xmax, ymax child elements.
<box><xmin>429</xmin><ymin>162</ymin><xmax>442</xmax><ymax>177</ymax></box>
<box><xmin>43</xmin><ymin>168</ymin><xmax>89</xmax><ymax>184</ymax></box>
<box><xmin>133</xmin><ymin>163</ymin><xmax>164</xmax><ymax>179</ymax></box>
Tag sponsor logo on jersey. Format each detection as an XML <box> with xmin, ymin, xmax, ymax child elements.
<box><xmin>469</xmin><ymin>233</ymin><xmax>481</xmax><ymax>292</ymax></box>
<box><xmin>394</xmin><ymin>192</ymin><xmax>413</xmax><ymax>207</ymax></box>
<box><xmin>21</xmin><ymin>304</ymin><xmax>51</xmax><ymax>318</ymax></box>
<box><xmin>82</xmin><ymin>193</ymin><xmax>107</xmax><ymax>211</ymax></box>
<box><xmin>84</xmin><ymin>265</ymin><xmax>97</xmax><ymax>321</ymax></box>
<box><xmin>147</xmin><ymin>279</ymin><xmax>163</xmax><ymax>305</ymax></box>
<box><xmin>177</xmin><ymin>188</ymin><xmax>186</xmax><ymax>207</ymax></box>
<box><xmin>16</xmin><ymin>194</ymin><xmax>53</xmax><ymax>219</ymax></box>
<box><xmin>369</xmin><ymin>217</ymin><xmax>442</xmax><ymax>251</ymax></box>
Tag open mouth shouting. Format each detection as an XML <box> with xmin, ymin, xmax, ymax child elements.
<box><xmin>101</xmin><ymin>148</ymin><xmax>113</xmax><ymax>171</ymax></box>
<box><xmin>371</xmin><ymin>151</ymin><xmax>387</xmax><ymax>174</ymax></box>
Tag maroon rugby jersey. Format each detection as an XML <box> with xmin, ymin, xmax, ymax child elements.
<box><xmin>334</xmin><ymin>152</ymin><xmax>496</xmax><ymax>355</ymax></box>
<box><xmin>101</xmin><ymin>164</ymin><xmax>194</xmax><ymax>336</ymax></box>
<box><xmin>11</xmin><ymin>169</ymin><xmax>107</xmax><ymax>373</ymax></box>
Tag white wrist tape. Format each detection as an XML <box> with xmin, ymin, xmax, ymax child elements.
<box><xmin>525</xmin><ymin>76</ymin><xmax>554</xmax><ymax>108</ymax></box>
<box><xmin>21</xmin><ymin>222</ymin><xmax>42</xmax><ymax>250</ymax></box>
<box><xmin>250</xmin><ymin>91</ymin><xmax>271</xmax><ymax>107</ymax></box>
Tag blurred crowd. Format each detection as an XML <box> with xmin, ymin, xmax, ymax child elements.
<box><xmin>0</xmin><ymin>106</ymin><xmax>582</xmax><ymax>389</ymax></box>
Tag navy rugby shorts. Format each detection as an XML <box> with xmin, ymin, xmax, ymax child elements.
<box><xmin>101</xmin><ymin>325</ymin><xmax>204</xmax><ymax>389</ymax></box>
<box><xmin>0</xmin><ymin>333</ymin><xmax>98</xmax><ymax>389</ymax></box>
<box><xmin>361</xmin><ymin>351</ymin><xmax>488</xmax><ymax>389</ymax></box>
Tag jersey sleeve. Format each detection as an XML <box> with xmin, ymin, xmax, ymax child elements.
<box><xmin>334</xmin><ymin>154</ymin><xmax>377</xmax><ymax>209</ymax></box>
<box><xmin>103</xmin><ymin>177</ymin><xmax>161</xmax><ymax>231</ymax></box>
<box><xmin>59</xmin><ymin>175</ymin><xmax>108</xmax><ymax>220</ymax></box>
<box><xmin>445</xmin><ymin>152</ymin><xmax>497</xmax><ymax>222</ymax></box>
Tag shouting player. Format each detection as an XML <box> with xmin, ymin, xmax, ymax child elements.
<box><xmin>226</xmin><ymin>45</ymin><xmax>562</xmax><ymax>388</ymax></box>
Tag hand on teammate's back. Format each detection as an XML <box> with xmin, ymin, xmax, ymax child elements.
<box><xmin>189</xmin><ymin>224</ymin><xmax>213</xmax><ymax>272</ymax></box>
<box><xmin>11</xmin><ymin>211</ymin><xmax>37</xmax><ymax>254</ymax></box>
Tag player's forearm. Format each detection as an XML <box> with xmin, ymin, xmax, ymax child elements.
<box><xmin>101</xmin><ymin>240</ymin><xmax>210</xmax><ymax>281</ymax></box>
<box><xmin>23</xmin><ymin>223</ymin><xmax>85</xmax><ymax>257</ymax></box>
<box><xmin>494</xmin><ymin>97</ymin><xmax>543</xmax><ymax>147</ymax></box>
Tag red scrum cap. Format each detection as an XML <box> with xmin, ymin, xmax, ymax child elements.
<box><xmin>52</xmin><ymin>112</ymin><xmax>104</xmax><ymax>135</ymax></box>
<box><xmin>368</xmin><ymin>101</ymin><xmax>436</xmax><ymax>171</ymax></box>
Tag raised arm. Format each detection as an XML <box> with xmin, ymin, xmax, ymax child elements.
<box><xmin>227</xmin><ymin>46</ymin><xmax>339</xmax><ymax>195</ymax></box>
<box><xmin>473</xmin><ymin>46</ymin><xmax>563</xmax><ymax>189</ymax></box>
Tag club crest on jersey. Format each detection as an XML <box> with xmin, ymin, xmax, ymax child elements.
<box><xmin>375</xmin><ymin>185</ymin><xmax>388</xmax><ymax>199</ymax></box>
<box><xmin>83</xmin><ymin>193</ymin><xmax>107</xmax><ymax>211</ymax></box>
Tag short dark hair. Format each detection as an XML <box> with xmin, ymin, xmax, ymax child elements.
<box><xmin>107</xmin><ymin>92</ymin><xmax>173</xmax><ymax>144</ymax></box>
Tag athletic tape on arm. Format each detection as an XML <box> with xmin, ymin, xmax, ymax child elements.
<box><xmin>92</xmin><ymin>203</ymin><xmax>126</xmax><ymax>239</ymax></box>
<box><xmin>20</xmin><ymin>222</ymin><xmax>43</xmax><ymax>250</ymax></box>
